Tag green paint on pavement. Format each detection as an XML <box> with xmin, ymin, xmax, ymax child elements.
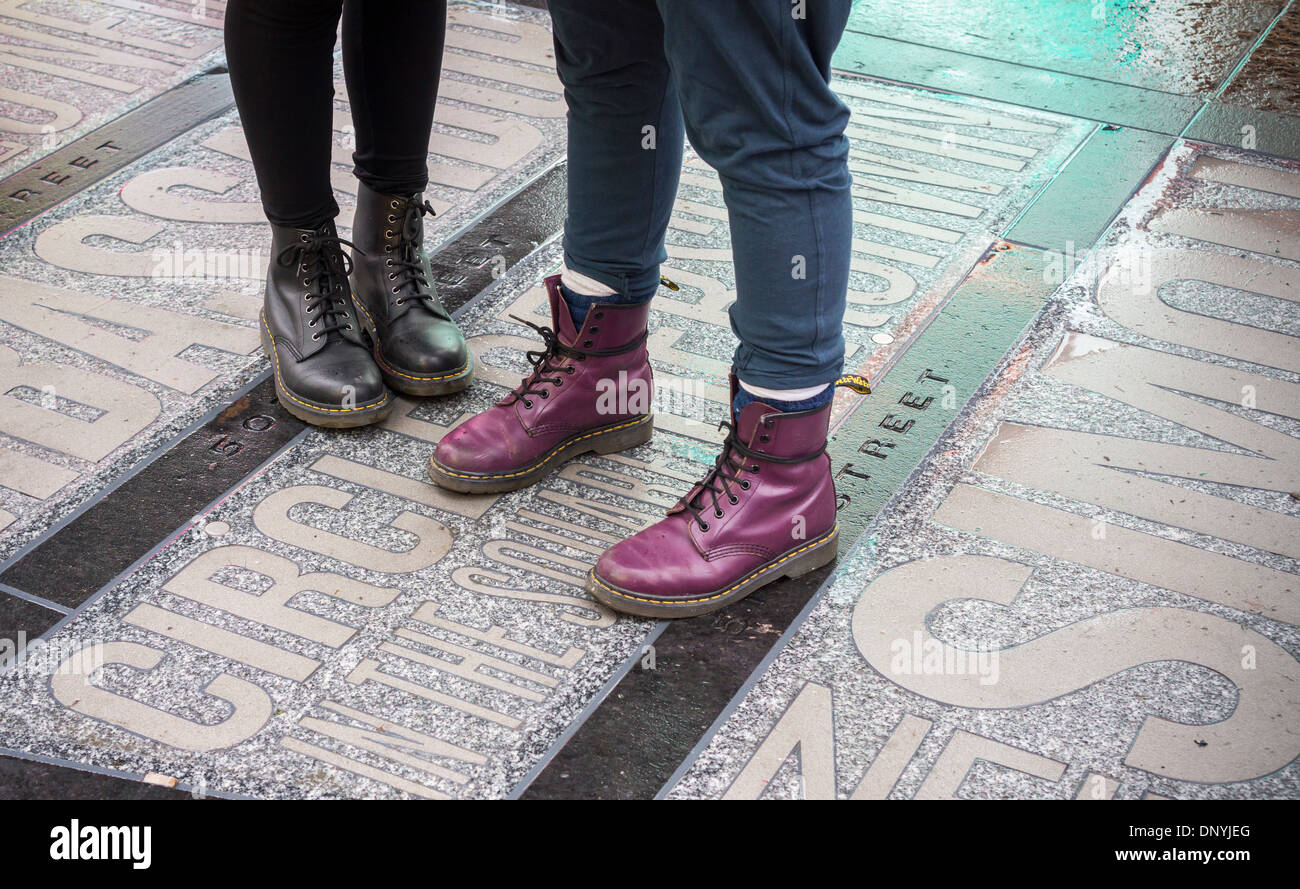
<box><xmin>833</xmin><ymin>31</ymin><xmax>1199</xmax><ymax>135</ymax></box>
<box><xmin>1184</xmin><ymin>103</ymin><xmax>1300</xmax><ymax>162</ymax></box>
<box><xmin>828</xmin><ymin>244</ymin><xmax>1052</xmax><ymax>542</ymax></box>
<box><xmin>843</xmin><ymin>0</ymin><xmax>1277</xmax><ymax>97</ymax></box>
<box><xmin>1005</xmin><ymin>126</ymin><xmax>1174</xmax><ymax>250</ymax></box>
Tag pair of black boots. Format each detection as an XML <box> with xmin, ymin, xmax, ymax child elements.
<box><xmin>259</xmin><ymin>183</ymin><xmax>473</xmax><ymax>427</ymax></box>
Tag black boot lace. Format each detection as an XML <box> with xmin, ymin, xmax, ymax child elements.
<box><xmin>387</xmin><ymin>198</ymin><xmax>439</xmax><ymax>309</ymax></box>
<box><xmin>277</xmin><ymin>230</ymin><xmax>360</xmax><ymax>342</ymax></box>
<box><xmin>501</xmin><ymin>314</ymin><xmax>647</xmax><ymax>409</ymax></box>
<box><xmin>679</xmin><ymin>420</ymin><xmax>826</xmax><ymax>533</ymax></box>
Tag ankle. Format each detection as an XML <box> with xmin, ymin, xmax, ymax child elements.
<box><xmin>733</xmin><ymin>380</ymin><xmax>832</xmax><ymax>415</ymax></box>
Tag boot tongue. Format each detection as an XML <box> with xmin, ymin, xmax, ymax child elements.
<box><xmin>735</xmin><ymin>399</ymin><xmax>779</xmax><ymax>447</ymax></box>
<box><xmin>545</xmin><ymin>275</ymin><xmax>580</xmax><ymax>345</ymax></box>
<box><xmin>667</xmin><ymin>400</ymin><xmax>776</xmax><ymax>518</ymax></box>
<box><xmin>306</xmin><ymin>220</ymin><xmax>353</xmax><ymax>345</ymax></box>
<box><xmin>397</xmin><ymin>194</ymin><xmax>424</xmax><ymax>248</ymax></box>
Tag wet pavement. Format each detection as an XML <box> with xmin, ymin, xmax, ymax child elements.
<box><xmin>0</xmin><ymin>0</ymin><xmax>1296</xmax><ymax>799</ymax></box>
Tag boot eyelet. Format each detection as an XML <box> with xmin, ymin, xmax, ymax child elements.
<box><xmin>699</xmin><ymin>522</ymin><xmax>710</xmax><ymax>532</ymax></box>
<box><xmin>388</xmin><ymin>273</ymin><xmax>395</xmax><ymax>280</ymax></box>
<box><xmin>384</xmin><ymin>245</ymin><xmax>393</xmax><ymax>253</ymax></box>
<box><xmin>387</xmin><ymin>215</ymin><xmax>396</xmax><ymax>223</ymax></box>
<box><xmin>760</xmin><ymin>434</ymin><xmax>771</xmax><ymax>443</ymax></box>
<box><xmin>740</xmin><ymin>481</ymin><xmax>751</xmax><ymax>490</ymax></box>
<box><xmin>345</xmin><ymin>324</ymin><xmax>353</xmax><ymax>331</ymax></box>
<box><xmin>566</xmin><ymin>367</ymin><xmax>576</xmax><ymax>374</ymax></box>
<box><xmin>395</xmin><ymin>298</ymin><xmax>405</xmax><ymax>306</ymax></box>
<box><xmin>728</xmin><ymin>495</ymin><xmax>738</xmax><ymax>505</ymax></box>
<box><xmin>299</xmin><ymin>234</ymin><xmax>309</xmax><ymax>242</ymax></box>
<box><xmin>554</xmin><ymin>379</ymin><xmax>562</xmax><ymax>387</ymax></box>
<box><xmin>390</xmin><ymin>200</ymin><xmax>399</xmax><ymax>209</ymax></box>
<box><xmin>594</xmin><ymin>312</ymin><xmax>604</xmax><ymax>320</ymax></box>
<box><xmin>391</xmin><ymin>287</ymin><xmax>399</xmax><ymax>294</ymax></box>
<box><xmin>589</xmin><ymin>327</ymin><xmax>599</xmax><ymax>334</ymax></box>
<box><xmin>750</xmin><ymin>465</ymin><xmax>760</xmax><ymax>473</ymax></box>
<box><xmin>308</xmin><ymin>318</ymin><xmax>317</xmax><ymax>327</ymax></box>
<box><xmin>583</xmin><ymin>340</ymin><xmax>592</xmax><ymax>347</ymax></box>
<box><xmin>523</xmin><ymin>399</ymin><xmax>533</xmax><ymax>408</ymax></box>
<box><xmin>311</xmin><ymin>332</ymin><xmax>322</xmax><ymax>340</ymax></box>
<box><xmin>386</xmin><ymin>259</ymin><xmax>393</xmax><ymax>267</ymax></box>
<box><xmin>714</xmin><ymin>509</ymin><xmax>724</xmax><ymax>518</ymax></box>
<box><xmin>540</xmin><ymin>391</ymin><xmax>548</xmax><ymax>398</ymax></box>
<box><xmin>385</xmin><ymin>230</ymin><xmax>394</xmax><ymax>239</ymax></box>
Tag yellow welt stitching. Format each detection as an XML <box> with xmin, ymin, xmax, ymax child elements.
<box><xmin>375</xmin><ymin>350</ymin><xmax>470</xmax><ymax>382</ymax></box>
<box><xmin>431</xmin><ymin>415</ymin><xmax>652</xmax><ymax>480</ymax></box>
<box><xmin>261</xmin><ymin>313</ymin><xmax>389</xmax><ymax>414</ymax></box>
<box><xmin>589</xmin><ymin>526</ymin><xmax>837</xmax><ymax>606</ymax></box>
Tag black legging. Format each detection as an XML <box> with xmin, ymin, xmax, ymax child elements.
<box><xmin>224</xmin><ymin>0</ymin><xmax>447</xmax><ymax>228</ymax></box>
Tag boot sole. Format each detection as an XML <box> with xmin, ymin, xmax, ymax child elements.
<box><xmin>428</xmin><ymin>413</ymin><xmax>654</xmax><ymax>494</ymax></box>
<box><xmin>585</xmin><ymin>525</ymin><xmax>839</xmax><ymax>619</ymax></box>
<box><xmin>260</xmin><ymin>314</ymin><xmax>394</xmax><ymax>429</ymax></box>
<box><xmin>353</xmin><ymin>297</ymin><xmax>474</xmax><ymax>397</ymax></box>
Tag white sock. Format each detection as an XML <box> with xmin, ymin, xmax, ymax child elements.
<box><xmin>560</xmin><ymin>264</ymin><xmax>617</xmax><ymax>297</ymax></box>
<box><xmin>738</xmin><ymin>380</ymin><xmax>829</xmax><ymax>402</ymax></box>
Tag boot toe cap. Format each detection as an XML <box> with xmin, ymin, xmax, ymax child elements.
<box><xmin>594</xmin><ymin>521</ymin><xmax>718</xmax><ymax>599</ymax></box>
<box><xmin>289</xmin><ymin>350</ymin><xmax>388</xmax><ymax>407</ymax></box>
<box><xmin>433</xmin><ymin>407</ymin><xmax>527</xmax><ymax>474</ymax></box>
<box><xmin>384</xmin><ymin>327</ymin><xmax>470</xmax><ymax>376</ymax></box>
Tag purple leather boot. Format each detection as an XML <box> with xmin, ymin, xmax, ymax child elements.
<box><xmin>429</xmin><ymin>275</ymin><xmax>654</xmax><ymax>493</ymax></box>
<box><xmin>586</xmin><ymin>377</ymin><xmax>841</xmax><ymax>618</ymax></box>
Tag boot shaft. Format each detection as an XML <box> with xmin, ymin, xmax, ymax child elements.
<box><xmin>733</xmin><ymin>398</ymin><xmax>833</xmax><ymax>460</ymax></box>
<box><xmin>513</xmin><ymin>275</ymin><xmax>653</xmax><ymax>430</ymax></box>
<box><xmin>545</xmin><ymin>275</ymin><xmax>652</xmax><ymax>353</ymax></box>
<box><xmin>265</xmin><ymin>219</ymin><xmax>363</xmax><ymax>358</ymax></box>
<box><xmin>350</xmin><ymin>182</ymin><xmax>423</xmax><ymax>256</ymax></box>
<box><xmin>350</xmin><ymin>182</ymin><xmax>450</xmax><ymax>326</ymax></box>
<box><xmin>671</xmin><ymin>386</ymin><xmax>835</xmax><ymax>554</ymax></box>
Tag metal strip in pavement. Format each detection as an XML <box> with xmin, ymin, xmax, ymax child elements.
<box><xmin>507</xmin><ymin>619</ymin><xmax>669</xmax><ymax>799</ymax></box>
<box><xmin>0</xmin><ymin>73</ymin><xmax>235</xmax><ymax>236</ymax></box>
<box><xmin>0</xmin><ymin>375</ymin><xmax>306</xmax><ymax>610</ymax></box>
<box><xmin>0</xmin><ymin>746</ymin><xmax>247</xmax><ymax>801</ymax></box>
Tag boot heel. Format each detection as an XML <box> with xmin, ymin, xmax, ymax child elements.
<box><xmin>591</xmin><ymin>415</ymin><xmax>654</xmax><ymax>455</ymax></box>
<box><xmin>784</xmin><ymin>529</ymin><xmax>839</xmax><ymax>578</ymax></box>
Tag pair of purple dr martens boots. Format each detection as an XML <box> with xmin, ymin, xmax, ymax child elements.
<box><xmin>429</xmin><ymin>274</ymin><xmax>862</xmax><ymax>619</ymax></box>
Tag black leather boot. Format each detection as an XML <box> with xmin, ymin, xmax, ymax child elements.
<box><xmin>260</xmin><ymin>219</ymin><xmax>392</xmax><ymax>427</ymax></box>
<box><xmin>349</xmin><ymin>183</ymin><xmax>473</xmax><ymax>396</ymax></box>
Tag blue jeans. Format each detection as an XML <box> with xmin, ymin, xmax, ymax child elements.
<box><xmin>548</xmin><ymin>0</ymin><xmax>853</xmax><ymax>389</ymax></box>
